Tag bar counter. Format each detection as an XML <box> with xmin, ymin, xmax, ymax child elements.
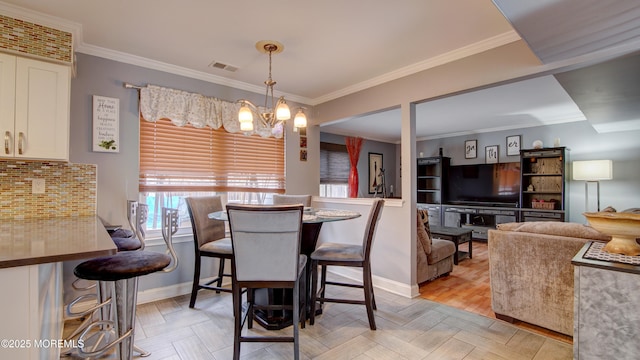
<box><xmin>0</xmin><ymin>215</ymin><xmax>116</xmax><ymax>269</ymax></box>
<box><xmin>0</xmin><ymin>216</ymin><xmax>116</xmax><ymax>360</ymax></box>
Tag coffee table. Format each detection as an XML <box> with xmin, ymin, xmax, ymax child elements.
<box><xmin>430</xmin><ymin>226</ymin><xmax>472</xmax><ymax>265</ymax></box>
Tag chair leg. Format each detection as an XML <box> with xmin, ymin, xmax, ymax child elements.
<box><xmin>299</xmin><ymin>266</ymin><xmax>306</xmax><ymax>329</ymax></box>
<box><xmin>232</xmin><ymin>283</ymin><xmax>243</xmax><ymax>360</ymax></box>
<box><xmin>363</xmin><ymin>263</ymin><xmax>376</xmax><ymax>330</ymax></box>
<box><xmin>320</xmin><ymin>264</ymin><xmax>327</xmax><ymax>306</ymax></box>
<box><xmin>216</xmin><ymin>258</ymin><xmax>225</xmax><ymax>293</ymax></box>
<box><xmin>309</xmin><ymin>260</ymin><xmax>319</xmax><ymax>325</ymax></box>
<box><xmin>293</xmin><ymin>279</ymin><xmax>300</xmax><ymax>360</ymax></box>
<box><xmin>367</xmin><ymin>263</ymin><xmax>377</xmax><ymax>310</ymax></box>
<box><xmin>247</xmin><ymin>288</ymin><xmax>254</xmax><ymax>329</ymax></box>
<box><xmin>189</xmin><ymin>256</ymin><xmax>202</xmax><ymax>308</ymax></box>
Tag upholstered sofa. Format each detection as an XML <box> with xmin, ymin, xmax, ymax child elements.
<box><xmin>417</xmin><ymin>209</ymin><xmax>456</xmax><ymax>284</ymax></box>
<box><xmin>488</xmin><ymin>221</ymin><xmax>610</xmax><ymax>336</ymax></box>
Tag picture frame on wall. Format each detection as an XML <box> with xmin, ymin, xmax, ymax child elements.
<box><xmin>368</xmin><ymin>152</ymin><xmax>383</xmax><ymax>194</ymax></box>
<box><xmin>465</xmin><ymin>140</ymin><xmax>477</xmax><ymax>159</ymax></box>
<box><xmin>485</xmin><ymin>145</ymin><xmax>499</xmax><ymax>164</ymax></box>
<box><xmin>506</xmin><ymin>135</ymin><xmax>521</xmax><ymax>156</ymax></box>
<box><xmin>92</xmin><ymin>95</ymin><xmax>119</xmax><ymax>153</ymax></box>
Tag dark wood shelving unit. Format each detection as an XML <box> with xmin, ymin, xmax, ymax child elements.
<box><xmin>519</xmin><ymin>147</ymin><xmax>569</xmax><ymax>221</ymax></box>
<box><xmin>417</xmin><ymin>156</ymin><xmax>450</xmax><ymax>225</ymax></box>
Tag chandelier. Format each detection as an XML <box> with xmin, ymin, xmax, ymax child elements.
<box><xmin>237</xmin><ymin>40</ymin><xmax>307</xmax><ymax>135</ymax></box>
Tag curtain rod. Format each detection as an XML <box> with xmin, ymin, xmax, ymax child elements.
<box><xmin>123</xmin><ymin>82</ymin><xmax>144</xmax><ymax>90</ymax></box>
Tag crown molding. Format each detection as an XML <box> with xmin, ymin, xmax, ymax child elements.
<box><xmin>0</xmin><ymin>3</ymin><xmax>520</xmax><ymax>108</ymax></box>
<box><xmin>312</xmin><ymin>30</ymin><xmax>522</xmax><ymax>105</ymax></box>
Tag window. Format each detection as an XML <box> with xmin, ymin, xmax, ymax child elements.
<box><xmin>139</xmin><ymin>116</ymin><xmax>284</xmax><ymax>231</ymax></box>
<box><xmin>319</xmin><ymin>142</ymin><xmax>349</xmax><ymax>197</ymax></box>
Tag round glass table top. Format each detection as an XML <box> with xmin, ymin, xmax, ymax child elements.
<box><xmin>208</xmin><ymin>207</ymin><xmax>360</xmax><ymax>223</ymax></box>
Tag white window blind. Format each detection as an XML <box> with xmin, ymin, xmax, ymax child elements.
<box><xmin>139</xmin><ymin>116</ymin><xmax>285</xmax><ymax>193</ymax></box>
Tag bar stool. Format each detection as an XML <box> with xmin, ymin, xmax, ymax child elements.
<box><xmin>72</xmin><ymin>207</ymin><xmax>179</xmax><ymax>359</ymax></box>
<box><xmin>63</xmin><ymin>201</ymin><xmax>146</xmax><ymax>354</ymax></box>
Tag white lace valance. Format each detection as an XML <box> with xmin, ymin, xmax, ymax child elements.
<box><xmin>139</xmin><ymin>84</ymin><xmax>281</xmax><ymax>138</ymax></box>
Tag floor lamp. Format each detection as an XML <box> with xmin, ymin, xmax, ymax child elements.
<box><xmin>572</xmin><ymin>160</ymin><xmax>613</xmax><ymax>212</ymax></box>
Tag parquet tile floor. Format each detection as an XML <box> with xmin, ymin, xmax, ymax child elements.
<box><xmin>419</xmin><ymin>241</ymin><xmax>573</xmax><ymax>344</ymax></box>
<box><xmin>63</xmin><ymin>264</ymin><xmax>572</xmax><ymax>359</ymax></box>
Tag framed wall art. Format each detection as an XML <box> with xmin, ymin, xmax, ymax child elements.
<box><xmin>368</xmin><ymin>152</ymin><xmax>383</xmax><ymax>194</ymax></box>
<box><xmin>92</xmin><ymin>95</ymin><xmax>119</xmax><ymax>152</ymax></box>
<box><xmin>465</xmin><ymin>140</ymin><xmax>477</xmax><ymax>159</ymax></box>
<box><xmin>506</xmin><ymin>135</ymin><xmax>521</xmax><ymax>156</ymax></box>
<box><xmin>485</xmin><ymin>145</ymin><xmax>499</xmax><ymax>164</ymax></box>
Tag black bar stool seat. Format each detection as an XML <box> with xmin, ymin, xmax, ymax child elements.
<box><xmin>74</xmin><ymin>251</ymin><xmax>170</xmax><ymax>281</ymax></box>
<box><xmin>73</xmin><ymin>251</ymin><xmax>171</xmax><ymax>359</ymax></box>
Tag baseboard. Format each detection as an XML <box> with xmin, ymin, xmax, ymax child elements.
<box><xmin>136</xmin><ymin>277</ymin><xmax>224</xmax><ymax>305</ymax></box>
<box><xmin>135</xmin><ymin>271</ymin><xmax>418</xmax><ymax>305</ymax></box>
<box><xmin>325</xmin><ymin>267</ymin><xmax>419</xmax><ymax>298</ymax></box>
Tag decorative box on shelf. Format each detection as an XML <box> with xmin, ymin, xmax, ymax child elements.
<box><xmin>531</xmin><ymin>199</ymin><xmax>556</xmax><ymax>210</ymax></box>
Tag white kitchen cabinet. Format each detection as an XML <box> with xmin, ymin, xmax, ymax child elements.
<box><xmin>0</xmin><ymin>263</ymin><xmax>63</xmax><ymax>360</ymax></box>
<box><xmin>0</xmin><ymin>53</ymin><xmax>70</xmax><ymax>161</ymax></box>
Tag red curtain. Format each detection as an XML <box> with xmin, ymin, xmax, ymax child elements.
<box><xmin>345</xmin><ymin>137</ymin><xmax>364</xmax><ymax>198</ymax></box>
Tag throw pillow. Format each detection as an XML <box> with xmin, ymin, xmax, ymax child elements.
<box><xmin>417</xmin><ymin>212</ymin><xmax>432</xmax><ymax>254</ymax></box>
<box><xmin>417</xmin><ymin>209</ymin><xmax>433</xmax><ymax>240</ymax></box>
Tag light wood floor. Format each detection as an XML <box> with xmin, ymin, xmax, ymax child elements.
<box><xmin>63</xmin><ymin>270</ymin><xmax>572</xmax><ymax>359</ymax></box>
<box><xmin>419</xmin><ymin>241</ymin><xmax>573</xmax><ymax>344</ymax></box>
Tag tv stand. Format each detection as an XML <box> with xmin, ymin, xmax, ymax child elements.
<box><xmin>443</xmin><ymin>204</ymin><xmax>518</xmax><ymax>240</ymax></box>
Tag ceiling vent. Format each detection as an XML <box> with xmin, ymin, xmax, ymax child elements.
<box><xmin>208</xmin><ymin>61</ymin><xmax>238</xmax><ymax>72</ymax></box>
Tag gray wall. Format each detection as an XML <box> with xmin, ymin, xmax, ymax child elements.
<box><xmin>65</xmin><ymin>53</ymin><xmax>320</xmax><ymax>296</ymax></box>
<box><xmin>416</xmin><ymin>120</ymin><xmax>640</xmax><ymax>222</ymax></box>
<box><xmin>320</xmin><ymin>133</ymin><xmax>397</xmax><ymax>197</ymax></box>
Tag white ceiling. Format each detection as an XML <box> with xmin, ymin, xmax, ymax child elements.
<box><xmin>2</xmin><ymin>0</ymin><xmax>640</xmax><ymax>143</ymax></box>
<box><xmin>320</xmin><ymin>75</ymin><xmax>587</xmax><ymax>143</ymax></box>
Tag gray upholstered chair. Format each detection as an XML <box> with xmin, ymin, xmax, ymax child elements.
<box><xmin>416</xmin><ymin>209</ymin><xmax>455</xmax><ymax>284</ymax></box>
<box><xmin>273</xmin><ymin>194</ymin><xmax>312</xmax><ymax>207</ymax></box>
<box><xmin>309</xmin><ymin>199</ymin><xmax>384</xmax><ymax>330</ymax></box>
<box><xmin>226</xmin><ymin>204</ymin><xmax>306</xmax><ymax>360</ymax></box>
<box><xmin>185</xmin><ymin>196</ymin><xmax>233</xmax><ymax>308</ymax></box>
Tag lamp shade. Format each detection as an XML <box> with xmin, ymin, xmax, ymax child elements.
<box><xmin>238</xmin><ymin>104</ymin><xmax>254</xmax><ymax>123</ymax></box>
<box><xmin>293</xmin><ymin>109</ymin><xmax>307</xmax><ymax>128</ymax></box>
<box><xmin>573</xmin><ymin>160</ymin><xmax>613</xmax><ymax>181</ymax></box>
<box><xmin>275</xmin><ymin>98</ymin><xmax>291</xmax><ymax>121</ymax></box>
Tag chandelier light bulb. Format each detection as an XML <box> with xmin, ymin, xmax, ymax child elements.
<box><xmin>294</xmin><ymin>109</ymin><xmax>307</xmax><ymax>128</ymax></box>
<box><xmin>240</xmin><ymin>119</ymin><xmax>254</xmax><ymax>132</ymax></box>
<box><xmin>276</xmin><ymin>98</ymin><xmax>291</xmax><ymax>121</ymax></box>
<box><xmin>238</xmin><ymin>104</ymin><xmax>253</xmax><ymax>123</ymax></box>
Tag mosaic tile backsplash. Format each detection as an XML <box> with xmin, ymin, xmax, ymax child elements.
<box><xmin>0</xmin><ymin>160</ymin><xmax>96</xmax><ymax>219</ymax></box>
<box><xmin>0</xmin><ymin>14</ymin><xmax>73</xmax><ymax>63</ymax></box>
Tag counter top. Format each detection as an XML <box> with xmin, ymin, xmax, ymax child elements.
<box><xmin>0</xmin><ymin>216</ymin><xmax>117</xmax><ymax>269</ymax></box>
<box><xmin>572</xmin><ymin>241</ymin><xmax>640</xmax><ymax>275</ymax></box>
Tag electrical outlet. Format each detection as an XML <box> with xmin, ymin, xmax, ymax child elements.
<box><xmin>32</xmin><ymin>179</ymin><xmax>45</xmax><ymax>194</ymax></box>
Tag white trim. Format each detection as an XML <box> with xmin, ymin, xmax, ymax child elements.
<box><xmin>136</xmin><ymin>276</ymin><xmax>225</xmax><ymax>305</ymax></box>
<box><xmin>0</xmin><ymin>4</ymin><xmax>522</xmax><ymax>107</ymax></box>
<box><xmin>312</xmin><ymin>31</ymin><xmax>522</xmax><ymax>105</ymax></box>
<box><xmin>135</xmin><ymin>269</ymin><xmax>417</xmax><ymax>305</ymax></box>
<box><xmin>323</xmin><ymin>267</ymin><xmax>418</xmax><ymax>299</ymax></box>
<box><xmin>313</xmin><ymin>196</ymin><xmax>404</xmax><ymax>208</ymax></box>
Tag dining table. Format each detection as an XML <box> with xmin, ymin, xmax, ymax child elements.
<box><xmin>208</xmin><ymin>207</ymin><xmax>361</xmax><ymax>330</ymax></box>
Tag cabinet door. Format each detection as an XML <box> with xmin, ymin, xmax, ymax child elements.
<box><xmin>15</xmin><ymin>58</ymin><xmax>70</xmax><ymax>160</ymax></box>
<box><xmin>0</xmin><ymin>53</ymin><xmax>16</xmax><ymax>158</ymax></box>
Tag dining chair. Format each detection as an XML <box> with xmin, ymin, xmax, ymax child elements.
<box><xmin>185</xmin><ymin>196</ymin><xmax>233</xmax><ymax>308</ymax></box>
<box><xmin>226</xmin><ymin>204</ymin><xmax>306</xmax><ymax>360</ymax></box>
<box><xmin>309</xmin><ymin>198</ymin><xmax>384</xmax><ymax>330</ymax></box>
<box><xmin>273</xmin><ymin>194</ymin><xmax>312</xmax><ymax>207</ymax></box>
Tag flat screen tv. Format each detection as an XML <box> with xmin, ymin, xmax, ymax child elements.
<box><xmin>447</xmin><ymin>162</ymin><xmax>521</xmax><ymax>207</ymax></box>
